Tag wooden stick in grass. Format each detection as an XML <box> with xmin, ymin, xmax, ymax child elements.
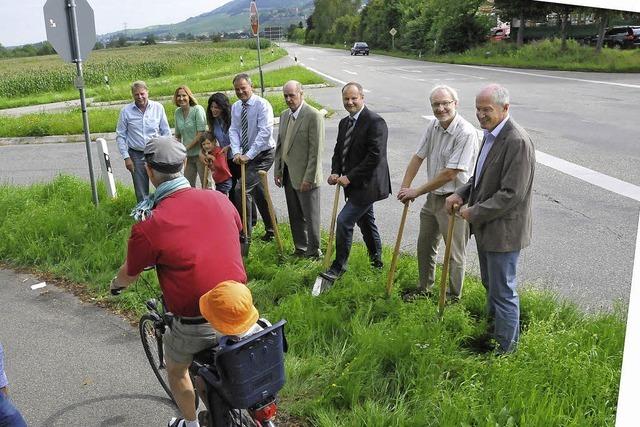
<box><xmin>323</xmin><ymin>184</ymin><xmax>341</xmax><ymax>270</ymax></box>
<box><xmin>258</xmin><ymin>170</ymin><xmax>284</xmax><ymax>256</ymax></box>
<box><xmin>438</xmin><ymin>204</ymin><xmax>458</xmax><ymax>317</ymax></box>
<box><xmin>385</xmin><ymin>201</ymin><xmax>410</xmax><ymax>297</ymax></box>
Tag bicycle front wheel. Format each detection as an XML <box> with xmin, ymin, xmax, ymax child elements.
<box><xmin>139</xmin><ymin>313</ymin><xmax>174</xmax><ymax>402</ymax></box>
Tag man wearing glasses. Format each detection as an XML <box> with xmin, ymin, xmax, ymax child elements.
<box><xmin>397</xmin><ymin>85</ymin><xmax>479</xmax><ymax>302</ymax></box>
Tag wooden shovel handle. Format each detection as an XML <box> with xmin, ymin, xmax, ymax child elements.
<box><xmin>258</xmin><ymin>170</ymin><xmax>284</xmax><ymax>255</ymax></box>
<box><xmin>323</xmin><ymin>184</ymin><xmax>342</xmax><ymax>270</ymax></box>
<box><xmin>240</xmin><ymin>162</ymin><xmax>248</xmax><ymax>236</ymax></box>
<box><xmin>438</xmin><ymin>204</ymin><xmax>458</xmax><ymax>317</ymax></box>
<box><xmin>385</xmin><ymin>201</ymin><xmax>410</xmax><ymax>297</ymax></box>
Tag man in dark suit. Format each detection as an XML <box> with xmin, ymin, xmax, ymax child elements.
<box><xmin>325</xmin><ymin>82</ymin><xmax>391</xmax><ymax>278</ymax></box>
<box><xmin>274</xmin><ymin>80</ymin><xmax>324</xmax><ymax>258</ymax></box>
<box><xmin>446</xmin><ymin>84</ymin><xmax>535</xmax><ymax>353</ymax></box>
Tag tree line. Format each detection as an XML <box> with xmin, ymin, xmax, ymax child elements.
<box><xmin>301</xmin><ymin>0</ymin><xmax>640</xmax><ymax>54</ymax></box>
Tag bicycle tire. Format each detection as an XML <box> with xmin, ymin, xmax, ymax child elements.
<box><xmin>139</xmin><ymin>314</ymin><xmax>175</xmax><ymax>402</ymax></box>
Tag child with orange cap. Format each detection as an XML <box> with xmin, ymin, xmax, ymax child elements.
<box><xmin>199</xmin><ymin>280</ymin><xmax>269</xmax><ymax>338</ymax></box>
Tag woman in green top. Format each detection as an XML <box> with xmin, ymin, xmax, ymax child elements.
<box><xmin>174</xmin><ymin>85</ymin><xmax>209</xmax><ymax>188</ymax></box>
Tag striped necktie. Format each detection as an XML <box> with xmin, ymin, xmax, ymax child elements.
<box><xmin>240</xmin><ymin>102</ymin><xmax>249</xmax><ymax>154</ymax></box>
<box><xmin>341</xmin><ymin>117</ymin><xmax>356</xmax><ymax>174</ymax></box>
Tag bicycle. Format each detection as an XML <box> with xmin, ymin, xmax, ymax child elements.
<box><xmin>139</xmin><ymin>297</ymin><xmax>286</xmax><ymax>427</ymax></box>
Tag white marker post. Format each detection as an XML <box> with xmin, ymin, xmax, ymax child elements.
<box><xmin>95</xmin><ymin>138</ymin><xmax>117</xmax><ymax>199</ymax></box>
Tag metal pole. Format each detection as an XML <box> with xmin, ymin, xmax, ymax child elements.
<box><xmin>67</xmin><ymin>0</ymin><xmax>99</xmax><ymax>206</ymax></box>
<box><xmin>256</xmin><ymin>30</ymin><xmax>265</xmax><ymax>97</ymax></box>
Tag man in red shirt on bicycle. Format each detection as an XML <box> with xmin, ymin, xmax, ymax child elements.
<box><xmin>110</xmin><ymin>135</ymin><xmax>246</xmax><ymax>427</ymax></box>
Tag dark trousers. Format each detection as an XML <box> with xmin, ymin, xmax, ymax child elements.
<box><xmin>330</xmin><ymin>197</ymin><xmax>382</xmax><ymax>275</ymax></box>
<box><xmin>128</xmin><ymin>148</ymin><xmax>149</xmax><ymax>202</ymax></box>
<box><xmin>283</xmin><ymin>166</ymin><xmax>321</xmax><ymax>256</ymax></box>
<box><xmin>232</xmin><ymin>149</ymin><xmax>275</xmax><ymax>237</ymax></box>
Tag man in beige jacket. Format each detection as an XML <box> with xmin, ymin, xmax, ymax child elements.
<box><xmin>274</xmin><ymin>81</ymin><xmax>324</xmax><ymax>258</ymax></box>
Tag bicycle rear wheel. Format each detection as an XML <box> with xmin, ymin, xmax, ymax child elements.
<box><xmin>139</xmin><ymin>313</ymin><xmax>174</xmax><ymax>402</ymax></box>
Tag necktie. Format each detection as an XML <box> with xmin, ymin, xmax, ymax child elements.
<box><xmin>240</xmin><ymin>102</ymin><xmax>249</xmax><ymax>154</ymax></box>
<box><xmin>341</xmin><ymin>117</ymin><xmax>355</xmax><ymax>175</ymax></box>
<box><xmin>282</xmin><ymin>114</ymin><xmax>296</xmax><ymax>164</ymax></box>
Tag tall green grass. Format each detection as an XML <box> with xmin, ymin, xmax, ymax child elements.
<box><xmin>435</xmin><ymin>39</ymin><xmax>640</xmax><ymax>72</ymax></box>
<box><xmin>0</xmin><ymin>41</ymin><xmax>286</xmax><ymax>109</ymax></box>
<box><xmin>0</xmin><ymin>66</ymin><xmax>326</xmax><ymax>138</ymax></box>
<box><xmin>0</xmin><ymin>176</ymin><xmax>624</xmax><ymax>426</ymax></box>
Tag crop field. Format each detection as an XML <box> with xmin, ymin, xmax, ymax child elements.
<box><xmin>0</xmin><ymin>40</ymin><xmax>286</xmax><ymax>109</ymax></box>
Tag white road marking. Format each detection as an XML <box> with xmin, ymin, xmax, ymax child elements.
<box><xmin>399</xmin><ymin>75</ymin><xmax>426</xmax><ymax>82</ymax></box>
<box><xmin>536</xmin><ymin>151</ymin><xmax>640</xmax><ymax>202</ymax></box>
<box><xmin>395</xmin><ymin>67</ymin><xmax>422</xmax><ymax>73</ymax></box>
<box><xmin>343</xmin><ymin>69</ymin><xmax>358</xmax><ymax>75</ymax></box>
<box><xmin>300</xmin><ymin>64</ymin><xmax>371</xmax><ymax>92</ymax></box>
<box><xmin>457</xmin><ymin>64</ymin><xmax>640</xmax><ymax>89</ymax></box>
<box><xmin>617</xmin><ymin>211</ymin><xmax>640</xmax><ymax>427</ymax></box>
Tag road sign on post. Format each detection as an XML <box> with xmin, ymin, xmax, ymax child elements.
<box><xmin>250</xmin><ymin>1</ymin><xmax>259</xmax><ymax>36</ymax></box>
<box><xmin>249</xmin><ymin>1</ymin><xmax>265</xmax><ymax>97</ymax></box>
<box><xmin>43</xmin><ymin>0</ymin><xmax>99</xmax><ymax>206</ymax></box>
<box><xmin>389</xmin><ymin>27</ymin><xmax>397</xmax><ymax>50</ymax></box>
<box><xmin>44</xmin><ymin>0</ymin><xmax>95</xmax><ymax>62</ymax></box>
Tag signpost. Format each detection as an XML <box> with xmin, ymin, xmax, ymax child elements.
<box><xmin>389</xmin><ymin>27</ymin><xmax>397</xmax><ymax>50</ymax></box>
<box><xmin>250</xmin><ymin>1</ymin><xmax>265</xmax><ymax>97</ymax></box>
<box><xmin>43</xmin><ymin>0</ymin><xmax>99</xmax><ymax>206</ymax></box>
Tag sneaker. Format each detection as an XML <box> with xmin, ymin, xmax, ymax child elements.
<box><xmin>167</xmin><ymin>417</ymin><xmax>187</xmax><ymax>427</ymax></box>
<box><xmin>401</xmin><ymin>288</ymin><xmax>432</xmax><ymax>302</ymax></box>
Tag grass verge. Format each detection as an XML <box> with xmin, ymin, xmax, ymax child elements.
<box><xmin>299</xmin><ymin>39</ymin><xmax>640</xmax><ymax>72</ymax></box>
<box><xmin>0</xmin><ymin>66</ymin><xmax>326</xmax><ymax>138</ymax></box>
<box><xmin>0</xmin><ymin>176</ymin><xmax>624</xmax><ymax>426</ymax></box>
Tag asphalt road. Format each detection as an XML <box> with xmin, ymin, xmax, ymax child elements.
<box><xmin>1</xmin><ymin>43</ymin><xmax>638</xmax><ymax>312</ymax></box>
<box><xmin>0</xmin><ymin>269</ymin><xmax>177</xmax><ymax>426</ymax></box>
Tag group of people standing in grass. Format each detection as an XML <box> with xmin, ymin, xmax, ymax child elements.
<box><xmin>110</xmin><ymin>75</ymin><xmax>534</xmax><ymax>426</ymax></box>
<box><xmin>115</xmin><ymin>77</ymin><xmax>536</xmax><ymax>357</ymax></box>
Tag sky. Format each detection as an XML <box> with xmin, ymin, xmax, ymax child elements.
<box><xmin>0</xmin><ymin>0</ymin><xmax>233</xmax><ymax>47</ymax></box>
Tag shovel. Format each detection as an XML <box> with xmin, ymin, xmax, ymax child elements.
<box><xmin>240</xmin><ymin>162</ymin><xmax>250</xmax><ymax>257</ymax></box>
<box><xmin>312</xmin><ymin>184</ymin><xmax>342</xmax><ymax>296</ymax></box>
<box><xmin>385</xmin><ymin>201</ymin><xmax>410</xmax><ymax>297</ymax></box>
<box><xmin>438</xmin><ymin>204</ymin><xmax>458</xmax><ymax>317</ymax></box>
<box><xmin>258</xmin><ymin>170</ymin><xmax>284</xmax><ymax>257</ymax></box>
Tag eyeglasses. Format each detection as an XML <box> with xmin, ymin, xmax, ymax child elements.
<box><xmin>431</xmin><ymin>100</ymin><xmax>455</xmax><ymax>109</ymax></box>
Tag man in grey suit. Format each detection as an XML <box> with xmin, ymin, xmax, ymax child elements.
<box><xmin>274</xmin><ymin>81</ymin><xmax>324</xmax><ymax>258</ymax></box>
<box><xmin>446</xmin><ymin>84</ymin><xmax>535</xmax><ymax>353</ymax></box>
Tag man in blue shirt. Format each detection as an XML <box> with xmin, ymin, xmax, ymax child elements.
<box><xmin>116</xmin><ymin>80</ymin><xmax>171</xmax><ymax>202</ymax></box>
<box><xmin>229</xmin><ymin>73</ymin><xmax>276</xmax><ymax>240</ymax></box>
<box><xmin>0</xmin><ymin>342</ymin><xmax>27</xmax><ymax>426</ymax></box>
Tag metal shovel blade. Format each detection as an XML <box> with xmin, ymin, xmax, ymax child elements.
<box><xmin>312</xmin><ymin>272</ymin><xmax>335</xmax><ymax>297</ymax></box>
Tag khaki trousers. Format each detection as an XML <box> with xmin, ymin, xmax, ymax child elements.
<box><xmin>417</xmin><ymin>193</ymin><xmax>469</xmax><ymax>297</ymax></box>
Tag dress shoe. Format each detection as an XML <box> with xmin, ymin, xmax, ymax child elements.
<box><xmin>305</xmin><ymin>249</ymin><xmax>323</xmax><ymax>260</ymax></box>
<box><xmin>401</xmin><ymin>288</ymin><xmax>432</xmax><ymax>302</ymax></box>
<box><xmin>260</xmin><ymin>231</ymin><xmax>274</xmax><ymax>242</ymax></box>
<box><xmin>370</xmin><ymin>258</ymin><xmax>384</xmax><ymax>269</ymax></box>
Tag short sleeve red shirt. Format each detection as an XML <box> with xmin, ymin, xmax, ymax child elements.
<box><xmin>126</xmin><ymin>188</ymin><xmax>246</xmax><ymax>316</ymax></box>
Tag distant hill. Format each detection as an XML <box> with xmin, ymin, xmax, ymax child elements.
<box><xmin>100</xmin><ymin>0</ymin><xmax>314</xmax><ymax>40</ymax></box>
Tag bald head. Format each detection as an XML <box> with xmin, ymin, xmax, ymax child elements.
<box><xmin>283</xmin><ymin>80</ymin><xmax>304</xmax><ymax>112</ymax></box>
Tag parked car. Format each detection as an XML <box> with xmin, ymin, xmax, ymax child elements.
<box><xmin>584</xmin><ymin>26</ymin><xmax>640</xmax><ymax>49</ymax></box>
<box><xmin>488</xmin><ymin>27</ymin><xmax>510</xmax><ymax>42</ymax></box>
<box><xmin>350</xmin><ymin>42</ymin><xmax>370</xmax><ymax>56</ymax></box>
